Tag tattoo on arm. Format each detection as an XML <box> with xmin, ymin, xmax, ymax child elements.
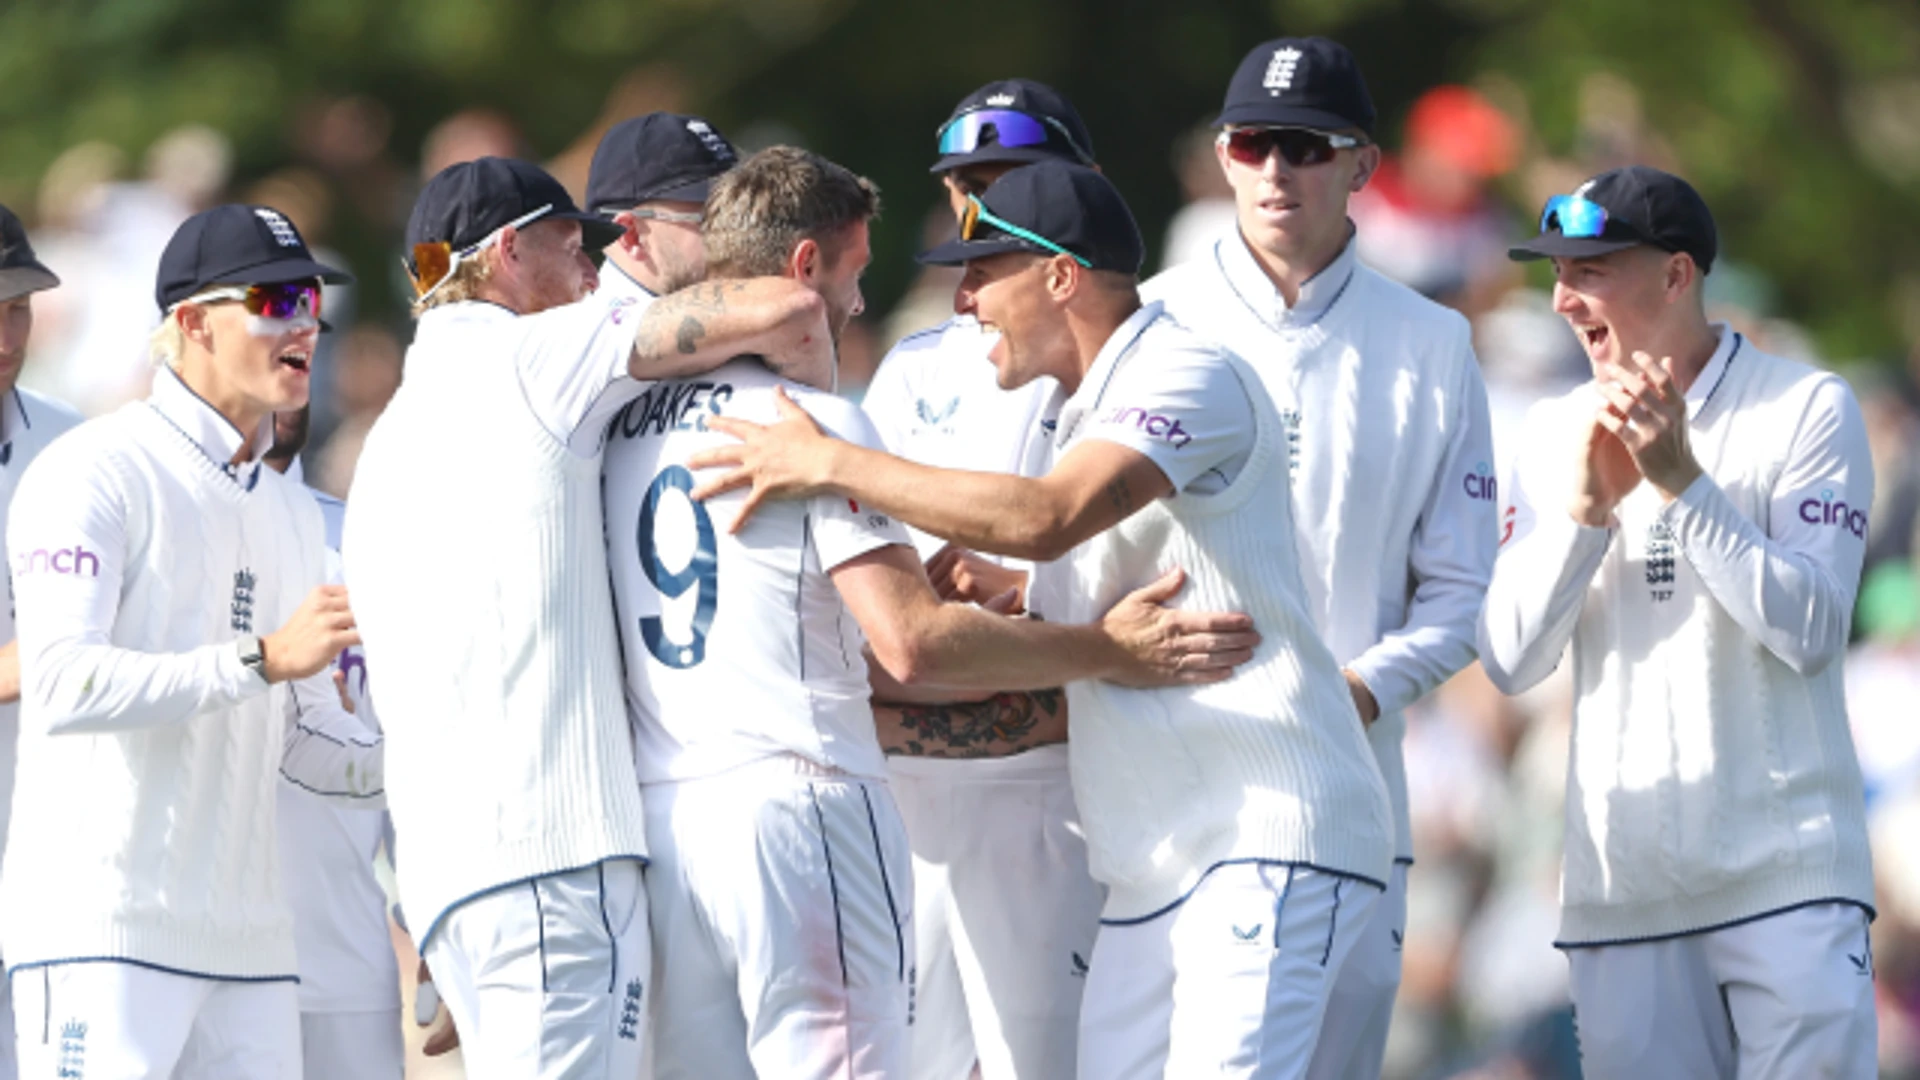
<box><xmin>1104</xmin><ymin>475</ymin><xmax>1133</xmax><ymax>516</ymax></box>
<box><xmin>881</xmin><ymin>688</ymin><xmax>1064</xmax><ymax>758</ymax></box>
<box><xmin>631</xmin><ymin>280</ymin><xmax>750</xmax><ymax>369</ymax></box>
<box><xmin>675</xmin><ymin>315</ymin><xmax>706</xmax><ymax>355</ymax></box>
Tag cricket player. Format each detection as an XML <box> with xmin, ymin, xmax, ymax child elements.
<box><xmin>609</xmin><ymin>145</ymin><xmax>1254</xmax><ymax>1080</ymax></box>
<box><xmin>0</xmin><ymin>202</ymin><xmax>82</xmax><ymax>1080</ymax></box>
<box><xmin>344</xmin><ymin>155</ymin><xmax>836</xmax><ymax>1076</ymax></box>
<box><xmin>4</xmin><ymin>204</ymin><xmax>384</xmax><ymax>1076</ymax></box>
<box><xmin>692</xmin><ymin>160</ymin><xmax>1394</xmax><ymax>1080</ymax></box>
<box><xmin>856</xmin><ymin>78</ymin><xmax>1104</xmax><ymax>1080</ymax></box>
<box><xmin>1480</xmin><ymin>165</ymin><xmax>1877</xmax><ymax>1078</ymax></box>
<box><xmin>588</xmin><ymin>111</ymin><xmax>737</xmax><ymax>304</ymax></box>
<box><xmin>263</xmin><ymin>409</ymin><xmax>404</xmax><ymax>1080</ymax></box>
<box><xmin>1142</xmin><ymin>38</ymin><xmax>1498</xmax><ymax>1077</ymax></box>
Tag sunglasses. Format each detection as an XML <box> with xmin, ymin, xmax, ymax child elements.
<box><xmin>1539</xmin><ymin>194</ymin><xmax>1610</xmax><ymax>238</ymax></box>
<box><xmin>408</xmin><ymin>203</ymin><xmax>554</xmax><ymax>301</ymax></box>
<box><xmin>959</xmin><ymin>195</ymin><xmax>1092</xmax><ymax>268</ymax></box>
<box><xmin>1219</xmin><ymin>127</ymin><xmax>1366</xmax><ymax>168</ymax></box>
<box><xmin>178</xmin><ymin>281</ymin><xmax>322</xmax><ymax>320</ymax></box>
<box><xmin>937</xmin><ymin>108</ymin><xmax>1096</xmax><ymax>166</ymax></box>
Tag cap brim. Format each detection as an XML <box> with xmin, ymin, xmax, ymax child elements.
<box><xmin>555</xmin><ymin>210</ymin><xmax>628</xmax><ymax>252</ymax></box>
<box><xmin>0</xmin><ymin>264</ymin><xmax>60</xmax><ymax>303</ymax></box>
<box><xmin>929</xmin><ymin>145</ymin><xmax>1079</xmax><ymax>174</ymax></box>
<box><xmin>917</xmin><ymin>236</ymin><xmax>1050</xmax><ymax>266</ymax></box>
<box><xmin>1507</xmin><ymin>234</ymin><xmax>1642</xmax><ymax>262</ymax></box>
<box><xmin>592</xmin><ymin>175</ymin><xmax>719</xmax><ymax>215</ymax></box>
<box><xmin>1212</xmin><ymin>104</ymin><xmax>1365</xmax><ymax>134</ymax></box>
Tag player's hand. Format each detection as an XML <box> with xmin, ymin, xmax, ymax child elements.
<box><xmin>1595</xmin><ymin>350</ymin><xmax>1701</xmax><ymax>501</ymax></box>
<box><xmin>1568</xmin><ymin>396</ymin><xmax>1643</xmax><ymax>527</ymax></box>
<box><xmin>1098</xmin><ymin>568</ymin><xmax>1260</xmax><ymax>688</ymax></box>
<box><xmin>332</xmin><ymin>669</ymin><xmax>356</xmax><ymax>714</ymax></box>
<box><xmin>1343</xmin><ymin>668</ymin><xmax>1379</xmax><ymax>726</ymax></box>
<box><xmin>415</xmin><ymin>958</ymin><xmax>462</xmax><ymax>1055</ymax></box>
<box><xmin>762</xmin><ymin>302</ymin><xmax>837</xmax><ymax>391</ymax></box>
<box><xmin>927</xmin><ymin>545</ymin><xmax>1027</xmax><ymax>612</ymax></box>
<box><xmin>262</xmin><ymin>585</ymin><xmax>360</xmax><ymax>684</ymax></box>
<box><xmin>689</xmin><ymin>387</ymin><xmax>840</xmax><ymax>530</ymax></box>
<box><xmin>0</xmin><ymin>640</ymin><xmax>18</xmax><ymax>705</ymax></box>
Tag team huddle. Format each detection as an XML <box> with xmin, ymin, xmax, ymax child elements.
<box><xmin>0</xmin><ymin>31</ymin><xmax>1882</xmax><ymax>1080</ymax></box>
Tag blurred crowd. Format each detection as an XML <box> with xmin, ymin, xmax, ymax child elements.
<box><xmin>12</xmin><ymin>65</ymin><xmax>1920</xmax><ymax>1080</ymax></box>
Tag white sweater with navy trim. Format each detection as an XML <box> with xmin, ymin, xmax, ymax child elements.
<box><xmin>3</xmin><ymin>381</ymin><xmax>384</xmax><ymax>980</ymax></box>
<box><xmin>1479</xmin><ymin>329</ymin><xmax>1875</xmax><ymax>945</ymax></box>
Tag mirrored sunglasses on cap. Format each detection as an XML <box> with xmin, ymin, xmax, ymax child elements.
<box><xmin>937</xmin><ymin>108</ymin><xmax>1095</xmax><ymax>165</ymax></box>
<box><xmin>407</xmin><ymin>203</ymin><xmax>553</xmax><ymax>302</ymax></box>
<box><xmin>959</xmin><ymin>194</ymin><xmax>1091</xmax><ymax>268</ymax></box>
<box><xmin>173</xmin><ymin>281</ymin><xmax>323</xmax><ymax>320</ymax></box>
<box><xmin>1219</xmin><ymin>126</ymin><xmax>1366</xmax><ymax>168</ymax></box>
<box><xmin>1539</xmin><ymin>194</ymin><xmax>1610</xmax><ymax>238</ymax></box>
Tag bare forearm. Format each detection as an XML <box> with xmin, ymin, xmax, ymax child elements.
<box><xmin>629</xmin><ymin>278</ymin><xmax>829</xmax><ymax>383</ymax></box>
<box><xmin>876</xmin><ymin>689</ymin><xmax>1068</xmax><ymax>759</ymax></box>
<box><xmin>887</xmin><ymin>603</ymin><xmax>1123</xmax><ymax>691</ymax></box>
<box><xmin>822</xmin><ymin>442</ymin><xmax>1071</xmax><ymax>561</ymax></box>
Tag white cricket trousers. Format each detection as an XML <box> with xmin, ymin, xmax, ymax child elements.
<box><xmin>644</xmin><ymin>756</ymin><xmax>914</xmax><ymax>1080</ymax></box>
<box><xmin>298</xmin><ymin>1009</ymin><xmax>404</xmax><ymax>1079</ymax></box>
<box><xmin>1305</xmin><ymin>861</ymin><xmax>1407</xmax><ymax>1080</ymax></box>
<box><xmin>9</xmin><ymin>961</ymin><xmax>300</xmax><ymax>1078</ymax></box>
<box><xmin>890</xmin><ymin>747</ymin><xmax>1104</xmax><ymax>1080</ymax></box>
<box><xmin>423</xmin><ymin>859</ymin><xmax>651</xmax><ymax>1080</ymax></box>
<box><xmin>1077</xmin><ymin>864</ymin><xmax>1379</xmax><ymax>1080</ymax></box>
<box><xmin>1566</xmin><ymin>901</ymin><xmax>1877</xmax><ymax>1079</ymax></box>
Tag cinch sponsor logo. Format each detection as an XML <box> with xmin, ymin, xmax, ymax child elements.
<box><xmin>12</xmin><ymin>545</ymin><xmax>102</xmax><ymax>578</ymax></box>
<box><xmin>1100</xmin><ymin>405</ymin><xmax>1193</xmax><ymax>449</ymax></box>
<box><xmin>1463</xmin><ymin>461</ymin><xmax>1497</xmax><ymax>502</ymax></box>
<box><xmin>1798</xmin><ymin>489</ymin><xmax>1867</xmax><ymax>538</ymax></box>
<box><xmin>614</xmin><ymin>381</ymin><xmax>735</xmax><ymax>440</ymax></box>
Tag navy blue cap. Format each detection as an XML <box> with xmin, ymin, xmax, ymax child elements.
<box><xmin>930</xmin><ymin>79</ymin><xmax>1097</xmax><ymax>173</ymax></box>
<box><xmin>1510</xmin><ymin>165</ymin><xmax>1718</xmax><ymax>273</ymax></box>
<box><xmin>586</xmin><ymin>113</ymin><xmax>738</xmax><ymax>214</ymax></box>
<box><xmin>406</xmin><ymin>157</ymin><xmax>624</xmax><ymax>268</ymax></box>
<box><xmin>155</xmin><ymin>204</ymin><xmax>351</xmax><ymax>311</ymax></box>
<box><xmin>919</xmin><ymin>161</ymin><xmax>1143</xmax><ymax>274</ymax></box>
<box><xmin>1216</xmin><ymin>37</ymin><xmax>1375</xmax><ymax>136</ymax></box>
<box><xmin>0</xmin><ymin>203</ymin><xmax>58</xmax><ymax>302</ymax></box>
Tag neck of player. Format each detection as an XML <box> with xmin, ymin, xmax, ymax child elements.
<box><xmin>1641</xmin><ymin>313</ymin><xmax>1722</xmax><ymax>395</ymax></box>
<box><xmin>171</xmin><ymin>359</ymin><xmax>267</xmax><ymax>465</ymax></box>
<box><xmin>1242</xmin><ymin>216</ymin><xmax>1352</xmax><ymax>309</ymax></box>
<box><xmin>1061</xmin><ymin>292</ymin><xmax>1143</xmax><ymax>395</ymax></box>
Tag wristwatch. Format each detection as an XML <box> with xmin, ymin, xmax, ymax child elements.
<box><xmin>236</xmin><ymin>634</ymin><xmax>268</xmax><ymax>681</ymax></box>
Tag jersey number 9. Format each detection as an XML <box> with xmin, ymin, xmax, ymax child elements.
<box><xmin>636</xmin><ymin>465</ymin><xmax>719</xmax><ymax>668</ymax></box>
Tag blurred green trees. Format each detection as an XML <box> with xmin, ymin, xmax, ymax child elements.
<box><xmin>1</xmin><ymin>0</ymin><xmax>1914</xmax><ymax>360</ymax></box>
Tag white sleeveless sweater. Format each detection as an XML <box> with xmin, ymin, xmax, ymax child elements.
<box><xmin>1032</xmin><ymin>335</ymin><xmax>1394</xmax><ymax>921</ymax></box>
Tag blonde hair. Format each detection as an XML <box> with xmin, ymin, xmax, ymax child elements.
<box><xmin>703</xmin><ymin>146</ymin><xmax>880</xmax><ymax>279</ymax></box>
<box><xmin>410</xmin><ymin>250</ymin><xmax>496</xmax><ymax>318</ymax></box>
<box><xmin>147</xmin><ymin>313</ymin><xmax>185</xmax><ymax>368</ymax></box>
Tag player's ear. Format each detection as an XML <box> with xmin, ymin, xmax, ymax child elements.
<box><xmin>790</xmin><ymin>238</ymin><xmax>820</xmax><ymax>284</ymax></box>
<box><xmin>1350</xmin><ymin>143</ymin><xmax>1381</xmax><ymax>192</ymax></box>
<box><xmin>610</xmin><ymin>211</ymin><xmax>644</xmax><ymax>258</ymax></box>
<box><xmin>1045</xmin><ymin>253</ymin><xmax>1079</xmax><ymax>300</ymax></box>
<box><xmin>176</xmin><ymin>302</ymin><xmax>214</xmax><ymax>350</ymax></box>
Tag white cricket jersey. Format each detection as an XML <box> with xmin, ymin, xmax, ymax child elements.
<box><xmin>346</xmin><ymin>295</ymin><xmax>652</xmax><ymax>947</ymax></box>
<box><xmin>603</xmin><ymin>359</ymin><xmax>912</xmax><ymax>784</ymax></box>
<box><xmin>860</xmin><ymin>317</ymin><xmax>1059</xmax><ymax>557</ymax></box>
<box><xmin>1478</xmin><ymin>326</ymin><xmax>1876</xmax><ymax>945</ymax></box>
<box><xmin>1026</xmin><ymin>303</ymin><xmax>1393</xmax><ymax>920</ymax></box>
<box><xmin>277</xmin><ymin>489</ymin><xmax>400</xmax><ymax>1014</ymax></box>
<box><xmin>1143</xmin><ymin>232</ymin><xmax>1497</xmax><ymax>861</ymax></box>
<box><xmin>0</xmin><ymin>387</ymin><xmax>82</xmax><ymax>905</ymax></box>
